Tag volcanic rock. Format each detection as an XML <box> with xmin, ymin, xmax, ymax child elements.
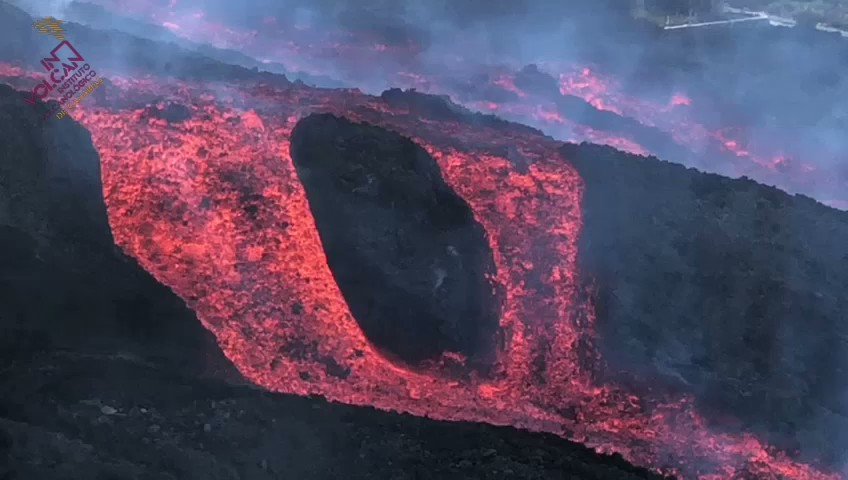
<box><xmin>566</xmin><ymin>141</ymin><xmax>848</xmax><ymax>467</ymax></box>
<box><xmin>290</xmin><ymin>113</ymin><xmax>502</xmax><ymax>366</ymax></box>
<box><xmin>0</xmin><ymin>83</ymin><xmax>230</xmax><ymax>372</ymax></box>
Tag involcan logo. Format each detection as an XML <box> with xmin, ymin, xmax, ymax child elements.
<box><xmin>25</xmin><ymin>17</ymin><xmax>104</xmax><ymax>120</ymax></box>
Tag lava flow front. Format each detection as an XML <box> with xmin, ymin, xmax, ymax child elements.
<box><xmin>0</xmin><ymin>61</ymin><xmax>838</xmax><ymax>480</ymax></box>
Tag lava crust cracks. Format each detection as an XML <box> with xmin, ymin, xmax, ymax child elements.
<box><xmin>290</xmin><ymin>113</ymin><xmax>502</xmax><ymax>368</ymax></box>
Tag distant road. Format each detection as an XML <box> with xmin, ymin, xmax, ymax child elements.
<box><xmin>663</xmin><ymin>13</ymin><xmax>771</xmax><ymax>30</ymax></box>
<box><xmin>663</xmin><ymin>5</ymin><xmax>848</xmax><ymax>36</ymax></box>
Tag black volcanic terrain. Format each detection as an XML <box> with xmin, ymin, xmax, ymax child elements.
<box><xmin>566</xmin><ymin>142</ymin><xmax>848</xmax><ymax>467</ymax></box>
<box><xmin>291</xmin><ymin>113</ymin><xmax>501</xmax><ymax>366</ymax></box>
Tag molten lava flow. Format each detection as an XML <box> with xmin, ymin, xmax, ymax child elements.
<box><xmin>558</xmin><ymin>67</ymin><xmax>625</xmax><ymax>116</ymax></box>
<box><xmin>1</xmin><ymin>62</ymin><xmax>838</xmax><ymax>479</ymax></box>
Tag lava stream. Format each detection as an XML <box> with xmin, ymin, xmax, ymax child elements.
<box><xmin>0</xmin><ymin>60</ymin><xmax>836</xmax><ymax>479</ymax></box>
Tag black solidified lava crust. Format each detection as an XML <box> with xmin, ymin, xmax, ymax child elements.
<box><xmin>290</xmin><ymin>113</ymin><xmax>501</xmax><ymax>367</ymax></box>
<box><xmin>565</xmin><ymin>142</ymin><xmax>848</xmax><ymax>468</ymax></box>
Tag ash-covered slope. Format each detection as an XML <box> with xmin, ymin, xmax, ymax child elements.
<box><xmin>0</xmin><ymin>83</ymin><xmax>230</xmax><ymax>374</ymax></box>
<box><xmin>566</xmin><ymin>142</ymin><xmax>848</xmax><ymax>467</ymax></box>
<box><xmin>0</xmin><ymin>85</ymin><xmax>662</xmax><ymax>480</ymax></box>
